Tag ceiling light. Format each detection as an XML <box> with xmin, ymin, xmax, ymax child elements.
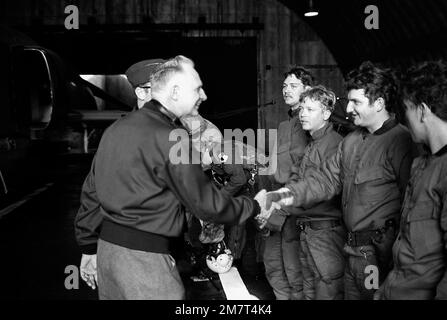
<box><xmin>304</xmin><ymin>0</ymin><xmax>319</xmax><ymax>17</ymax></box>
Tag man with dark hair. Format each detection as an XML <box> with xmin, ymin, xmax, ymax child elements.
<box><xmin>125</xmin><ymin>59</ymin><xmax>166</xmax><ymax>109</ymax></box>
<box><xmin>262</xmin><ymin>66</ymin><xmax>314</xmax><ymax>300</ymax></box>
<box><xmin>375</xmin><ymin>61</ymin><xmax>447</xmax><ymax>300</ymax></box>
<box><xmin>262</xmin><ymin>61</ymin><xmax>416</xmax><ymax>300</ymax></box>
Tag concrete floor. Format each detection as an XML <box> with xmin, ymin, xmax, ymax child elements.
<box><xmin>0</xmin><ymin>153</ymin><xmax>274</xmax><ymax>300</ymax></box>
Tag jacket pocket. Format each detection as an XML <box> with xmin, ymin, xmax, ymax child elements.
<box><xmin>406</xmin><ymin>201</ymin><xmax>443</xmax><ymax>260</ymax></box>
<box><xmin>354</xmin><ymin>166</ymin><xmax>383</xmax><ymax>184</ymax></box>
<box><xmin>354</xmin><ymin>166</ymin><xmax>388</xmax><ymax>207</ymax></box>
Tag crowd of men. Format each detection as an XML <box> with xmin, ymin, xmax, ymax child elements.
<box><xmin>74</xmin><ymin>55</ymin><xmax>447</xmax><ymax>300</ymax></box>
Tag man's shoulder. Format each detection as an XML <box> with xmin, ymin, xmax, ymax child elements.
<box><xmin>277</xmin><ymin>118</ymin><xmax>293</xmax><ymax>130</ymax></box>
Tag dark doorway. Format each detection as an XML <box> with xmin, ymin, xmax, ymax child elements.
<box><xmin>29</xmin><ymin>31</ymin><xmax>259</xmax><ymax>132</ymax></box>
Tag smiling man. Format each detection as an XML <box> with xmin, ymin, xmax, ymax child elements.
<box><xmin>262</xmin><ymin>61</ymin><xmax>417</xmax><ymax>300</ymax></box>
<box><xmin>74</xmin><ymin>55</ymin><xmax>268</xmax><ymax>300</ymax></box>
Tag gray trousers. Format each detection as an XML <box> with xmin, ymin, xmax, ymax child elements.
<box><xmin>299</xmin><ymin>224</ymin><xmax>346</xmax><ymax>300</ymax></box>
<box><xmin>263</xmin><ymin>216</ymin><xmax>303</xmax><ymax>300</ymax></box>
<box><xmin>97</xmin><ymin>239</ymin><xmax>185</xmax><ymax>300</ymax></box>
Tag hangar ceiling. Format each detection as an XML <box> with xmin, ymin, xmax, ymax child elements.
<box><xmin>278</xmin><ymin>0</ymin><xmax>447</xmax><ymax>72</ymax></box>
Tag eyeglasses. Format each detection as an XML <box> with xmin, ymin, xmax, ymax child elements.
<box><xmin>139</xmin><ymin>86</ymin><xmax>151</xmax><ymax>90</ymax></box>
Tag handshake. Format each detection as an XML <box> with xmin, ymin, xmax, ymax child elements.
<box><xmin>253</xmin><ymin>188</ymin><xmax>295</xmax><ymax>229</ymax></box>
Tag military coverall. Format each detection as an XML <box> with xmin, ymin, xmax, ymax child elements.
<box><xmin>263</xmin><ymin>110</ymin><xmax>309</xmax><ymax>300</ymax></box>
<box><xmin>274</xmin><ymin>116</ymin><xmax>415</xmax><ymax>300</ymax></box>
<box><xmin>288</xmin><ymin>123</ymin><xmax>345</xmax><ymax>299</ymax></box>
<box><xmin>378</xmin><ymin>145</ymin><xmax>447</xmax><ymax>299</ymax></box>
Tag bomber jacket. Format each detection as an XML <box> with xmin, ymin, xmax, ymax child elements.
<box><xmin>381</xmin><ymin>145</ymin><xmax>447</xmax><ymax>300</ymax></box>
<box><xmin>283</xmin><ymin>116</ymin><xmax>415</xmax><ymax>232</ymax></box>
<box><xmin>74</xmin><ymin>100</ymin><xmax>260</xmax><ymax>254</ymax></box>
<box><xmin>288</xmin><ymin>123</ymin><xmax>343</xmax><ymax>220</ymax></box>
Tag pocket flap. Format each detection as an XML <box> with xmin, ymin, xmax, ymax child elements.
<box><xmin>354</xmin><ymin>167</ymin><xmax>383</xmax><ymax>184</ymax></box>
<box><xmin>406</xmin><ymin>200</ymin><xmax>436</xmax><ymax>222</ymax></box>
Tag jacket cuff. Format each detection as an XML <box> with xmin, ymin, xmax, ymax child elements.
<box><xmin>252</xmin><ymin>198</ymin><xmax>261</xmax><ymax>216</ymax></box>
<box><xmin>80</xmin><ymin>243</ymin><xmax>97</xmax><ymax>255</ymax></box>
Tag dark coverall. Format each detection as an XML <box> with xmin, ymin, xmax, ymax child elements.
<box><xmin>279</xmin><ymin>116</ymin><xmax>415</xmax><ymax>300</ymax></box>
<box><xmin>287</xmin><ymin>123</ymin><xmax>345</xmax><ymax>299</ymax></box>
<box><xmin>378</xmin><ymin>145</ymin><xmax>447</xmax><ymax>299</ymax></box>
<box><xmin>263</xmin><ymin>110</ymin><xmax>309</xmax><ymax>300</ymax></box>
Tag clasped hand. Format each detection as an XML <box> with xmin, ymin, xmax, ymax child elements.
<box><xmin>253</xmin><ymin>189</ymin><xmax>282</xmax><ymax>229</ymax></box>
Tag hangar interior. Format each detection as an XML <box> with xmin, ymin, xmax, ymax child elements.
<box><xmin>0</xmin><ymin>0</ymin><xmax>446</xmax><ymax>300</ymax></box>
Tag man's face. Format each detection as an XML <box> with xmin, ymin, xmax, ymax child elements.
<box><xmin>403</xmin><ymin>99</ymin><xmax>426</xmax><ymax>143</ymax></box>
<box><xmin>346</xmin><ymin>89</ymin><xmax>379</xmax><ymax>129</ymax></box>
<box><xmin>176</xmin><ymin>65</ymin><xmax>207</xmax><ymax>117</ymax></box>
<box><xmin>299</xmin><ymin>98</ymin><xmax>329</xmax><ymax>134</ymax></box>
<box><xmin>282</xmin><ymin>75</ymin><xmax>306</xmax><ymax>109</ymax></box>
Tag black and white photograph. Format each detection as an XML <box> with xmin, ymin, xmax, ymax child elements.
<box><xmin>0</xmin><ymin>0</ymin><xmax>447</xmax><ymax>310</ymax></box>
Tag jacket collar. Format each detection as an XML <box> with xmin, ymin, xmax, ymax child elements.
<box><xmin>434</xmin><ymin>144</ymin><xmax>447</xmax><ymax>157</ymax></box>
<box><xmin>143</xmin><ymin>99</ymin><xmax>183</xmax><ymax>127</ymax></box>
<box><xmin>288</xmin><ymin>107</ymin><xmax>300</xmax><ymax>119</ymax></box>
<box><xmin>310</xmin><ymin>122</ymin><xmax>333</xmax><ymax>141</ymax></box>
<box><xmin>361</xmin><ymin>114</ymin><xmax>398</xmax><ymax>137</ymax></box>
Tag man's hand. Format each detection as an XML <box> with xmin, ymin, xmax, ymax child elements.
<box><xmin>80</xmin><ymin>254</ymin><xmax>98</xmax><ymax>290</ymax></box>
<box><xmin>254</xmin><ymin>189</ymin><xmax>281</xmax><ymax>229</ymax></box>
<box><xmin>265</xmin><ymin>188</ymin><xmax>295</xmax><ymax>210</ymax></box>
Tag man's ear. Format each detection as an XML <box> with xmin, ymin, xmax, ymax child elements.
<box><xmin>374</xmin><ymin>97</ymin><xmax>386</xmax><ymax>112</ymax></box>
<box><xmin>420</xmin><ymin>102</ymin><xmax>431</xmax><ymax>122</ymax></box>
<box><xmin>171</xmin><ymin>85</ymin><xmax>180</xmax><ymax>101</ymax></box>
<box><xmin>323</xmin><ymin>109</ymin><xmax>331</xmax><ymax>121</ymax></box>
<box><xmin>134</xmin><ymin>87</ymin><xmax>149</xmax><ymax>101</ymax></box>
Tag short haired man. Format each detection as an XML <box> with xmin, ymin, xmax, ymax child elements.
<box><xmin>75</xmin><ymin>56</ymin><xmax>269</xmax><ymax>299</ymax></box>
<box><xmin>75</xmin><ymin>58</ymin><xmax>165</xmax><ymax>291</ymax></box>
<box><xmin>263</xmin><ymin>67</ymin><xmax>314</xmax><ymax>300</ymax></box>
<box><xmin>264</xmin><ymin>61</ymin><xmax>416</xmax><ymax>300</ymax></box>
<box><xmin>288</xmin><ymin>85</ymin><xmax>345</xmax><ymax>299</ymax></box>
<box><xmin>125</xmin><ymin>58</ymin><xmax>166</xmax><ymax>109</ymax></box>
<box><xmin>375</xmin><ymin>61</ymin><xmax>447</xmax><ymax>300</ymax></box>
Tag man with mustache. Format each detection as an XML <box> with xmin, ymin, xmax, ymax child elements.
<box><xmin>75</xmin><ymin>55</ymin><xmax>271</xmax><ymax>299</ymax></box>
<box><xmin>263</xmin><ymin>61</ymin><xmax>416</xmax><ymax>299</ymax></box>
<box><xmin>262</xmin><ymin>67</ymin><xmax>313</xmax><ymax>300</ymax></box>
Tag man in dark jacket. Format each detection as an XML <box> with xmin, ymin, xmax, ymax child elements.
<box><xmin>125</xmin><ymin>58</ymin><xmax>166</xmax><ymax>110</ymax></box>
<box><xmin>262</xmin><ymin>67</ymin><xmax>313</xmax><ymax>300</ymax></box>
<box><xmin>75</xmin><ymin>55</ymin><xmax>269</xmax><ymax>299</ymax></box>
<box><xmin>262</xmin><ymin>61</ymin><xmax>416</xmax><ymax>299</ymax></box>
<box><xmin>288</xmin><ymin>85</ymin><xmax>345</xmax><ymax>299</ymax></box>
<box><xmin>75</xmin><ymin>58</ymin><xmax>165</xmax><ymax>291</ymax></box>
<box><xmin>375</xmin><ymin>61</ymin><xmax>447</xmax><ymax>300</ymax></box>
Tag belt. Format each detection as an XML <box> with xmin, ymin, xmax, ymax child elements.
<box><xmin>346</xmin><ymin>230</ymin><xmax>380</xmax><ymax>247</ymax></box>
<box><xmin>346</xmin><ymin>219</ymin><xmax>396</xmax><ymax>247</ymax></box>
<box><xmin>297</xmin><ymin>219</ymin><xmax>341</xmax><ymax>231</ymax></box>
